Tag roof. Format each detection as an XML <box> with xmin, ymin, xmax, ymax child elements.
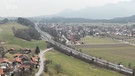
<box><xmin>31</xmin><ymin>56</ymin><xmax>39</xmax><ymax>62</ymax></box>
<box><xmin>2</xmin><ymin>58</ymin><xmax>9</xmax><ymax>63</ymax></box>
<box><xmin>0</xmin><ymin>58</ymin><xmax>9</xmax><ymax>63</ymax></box>
<box><xmin>14</xmin><ymin>58</ymin><xmax>22</xmax><ymax>62</ymax></box>
<box><xmin>21</xmin><ymin>65</ymin><xmax>30</xmax><ymax>68</ymax></box>
<box><xmin>31</xmin><ymin>61</ymin><xmax>38</xmax><ymax>65</ymax></box>
<box><xmin>0</xmin><ymin>69</ymin><xmax>4</xmax><ymax>75</ymax></box>
<box><xmin>8</xmin><ymin>48</ymin><xmax>14</xmax><ymax>51</ymax></box>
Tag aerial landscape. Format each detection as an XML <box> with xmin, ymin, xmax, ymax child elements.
<box><xmin>1</xmin><ymin>0</ymin><xmax>135</xmax><ymax>76</ymax></box>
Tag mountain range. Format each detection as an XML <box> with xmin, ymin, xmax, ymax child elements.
<box><xmin>36</xmin><ymin>15</ymin><xmax>135</xmax><ymax>23</ymax></box>
<box><xmin>44</xmin><ymin>0</ymin><xmax>135</xmax><ymax>19</ymax></box>
<box><xmin>1</xmin><ymin>0</ymin><xmax>135</xmax><ymax>23</ymax></box>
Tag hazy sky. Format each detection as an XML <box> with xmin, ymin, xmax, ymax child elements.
<box><xmin>0</xmin><ymin>0</ymin><xmax>131</xmax><ymax>17</ymax></box>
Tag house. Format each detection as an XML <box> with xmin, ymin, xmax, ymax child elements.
<box><xmin>7</xmin><ymin>48</ymin><xmax>14</xmax><ymax>53</ymax></box>
<box><xmin>0</xmin><ymin>58</ymin><xmax>10</xmax><ymax>71</ymax></box>
<box><xmin>12</xmin><ymin>58</ymin><xmax>22</xmax><ymax>64</ymax></box>
<box><xmin>0</xmin><ymin>63</ymin><xmax>7</xmax><ymax>69</ymax></box>
<box><xmin>0</xmin><ymin>69</ymin><xmax>4</xmax><ymax>76</ymax></box>
<box><xmin>21</xmin><ymin>65</ymin><xmax>30</xmax><ymax>71</ymax></box>
<box><xmin>31</xmin><ymin>56</ymin><xmax>39</xmax><ymax>62</ymax></box>
<box><xmin>0</xmin><ymin>58</ymin><xmax>9</xmax><ymax>63</ymax></box>
<box><xmin>24</xmin><ymin>48</ymin><xmax>31</xmax><ymax>54</ymax></box>
<box><xmin>31</xmin><ymin>56</ymin><xmax>39</xmax><ymax>68</ymax></box>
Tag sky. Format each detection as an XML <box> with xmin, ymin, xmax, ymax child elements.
<box><xmin>0</xmin><ymin>0</ymin><xmax>131</xmax><ymax>17</ymax></box>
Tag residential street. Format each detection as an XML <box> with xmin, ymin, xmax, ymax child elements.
<box><xmin>35</xmin><ymin>48</ymin><xmax>53</xmax><ymax>76</ymax></box>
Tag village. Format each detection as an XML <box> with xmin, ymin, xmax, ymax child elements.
<box><xmin>41</xmin><ymin>23</ymin><xmax>135</xmax><ymax>45</ymax></box>
<box><xmin>0</xmin><ymin>46</ymin><xmax>40</xmax><ymax>76</ymax></box>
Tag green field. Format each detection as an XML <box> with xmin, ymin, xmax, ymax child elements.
<box><xmin>0</xmin><ymin>22</ymin><xmax>44</xmax><ymax>76</ymax></box>
<box><xmin>77</xmin><ymin>46</ymin><xmax>135</xmax><ymax>66</ymax></box>
<box><xmin>44</xmin><ymin>50</ymin><xmax>123</xmax><ymax>76</ymax></box>
<box><xmin>0</xmin><ymin>22</ymin><xmax>46</xmax><ymax>50</ymax></box>
<box><xmin>0</xmin><ymin>22</ymin><xmax>130</xmax><ymax>76</ymax></box>
<box><xmin>81</xmin><ymin>36</ymin><xmax>120</xmax><ymax>44</ymax></box>
<box><xmin>74</xmin><ymin>36</ymin><xmax>135</xmax><ymax>67</ymax></box>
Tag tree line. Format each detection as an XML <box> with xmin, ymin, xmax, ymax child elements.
<box><xmin>17</xmin><ymin>17</ymin><xmax>35</xmax><ymax>26</ymax></box>
<box><xmin>12</xmin><ymin>17</ymin><xmax>41</xmax><ymax>41</ymax></box>
<box><xmin>0</xmin><ymin>18</ymin><xmax>9</xmax><ymax>24</ymax></box>
<box><xmin>12</xmin><ymin>26</ymin><xmax>41</xmax><ymax>41</ymax></box>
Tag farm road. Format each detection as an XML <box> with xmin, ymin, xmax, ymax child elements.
<box><xmin>35</xmin><ymin>48</ymin><xmax>53</xmax><ymax>76</ymax></box>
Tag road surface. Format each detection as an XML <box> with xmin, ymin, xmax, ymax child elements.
<box><xmin>35</xmin><ymin>48</ymin><xmax>53</xmax><ymax>76</ymax></box>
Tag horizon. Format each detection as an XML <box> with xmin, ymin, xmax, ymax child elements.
<box><xmin>0</xmin><ymin>0</ymin><xmax>132</xmax><ymax>18</ymax></box>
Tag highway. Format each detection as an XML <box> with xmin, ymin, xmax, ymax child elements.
<box><xmin>35</xmin><ymin>24</ymin><xmax>133</xmax><ymax>76</ymax></box>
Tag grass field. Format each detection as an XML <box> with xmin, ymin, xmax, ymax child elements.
<box><xmin>81</xmin><ymin>36</ymin><xmax>120</xmax><ymax>44</ymax></box>
<box><xmin>44</xmin><ymin>50</ymin><xmax>123</xmax><ymax>76</ymax></box>
<box><xmin>0</xmin><ymin>22</ymin><xmax>46</xmax><ymax>50</ymax></box>
<box><xmin>73</xmin><ymin>36</ymin><xmax>135</xmax><ymax>67</ymax></box>
<box><xmin>0</xmin><ymin>22</ymin><xmax>44</xmax><ymax>76</ymax></box>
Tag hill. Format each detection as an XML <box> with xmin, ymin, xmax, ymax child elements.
<box><xmin>35</xmin><ymin>15</ymin><xmax>135</xmax><ymax>23</ymax></box>
<box><xmin>109</xmin><ymin>15</ymin><xmax>135</xmax><ymax>23</ymax></box>
<box><xmin>0</xmin><ymin>22</ymin><xmax>46</xmax><ymax>50</ymax></box>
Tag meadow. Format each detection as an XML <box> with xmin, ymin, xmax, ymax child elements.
<box><xmin>0</xmin><ymin>22</ymin><xmax>130</xmax><ymax>76</ymax></box>
<box><xmin>81</xmin><ymin>36</ymin><xmax>120</xmax><ymax>44</ymax></box>
<box><xmin>43</xmin><ymin>50</ymin><xmax>123</xmax><ymax>76</ymax></box>
<box><xmin>0</xmin><ymin>22</ymin><xmax>46</xmax><ymax>50</ymax></box>
<box><xmin>0</xmin><ymin>22</ymin><xmax>46</xmax><ymax>76</ymax></box>
<box><xmin>73</xmin><ymin>36</ymin><xmax>135</xmax><ymax>67</ymax></box>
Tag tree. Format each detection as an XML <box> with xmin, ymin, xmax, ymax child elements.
<box><xmin>0</xmin><ymin>18</ymin><xmax>9</xmax><ymax>24</ymax></box>
<box><xmin>0</xmin><ymin>46</ymin><xmax>4</xmax><ymax>52</ymax></box>
<box><xmin>12</xmin><ymin>27</ymin><xmax>16</xmax><ymax>34</ymax></box>
<box><xmin>35</xmin><ymin>46</ymin><xmax>40</xmax><ymax>54</ymax></box>
<box><xmin>128</xmin><ymin>63</ymin><xmax>132</xmax><ymax>69</ymax></box>
<box><xmin>14</xmin><ymin>29</ymin><xmax>31</xmax><ymax>41</ymax></box>
<box><xmin>44</xmin><ymin>65</ymin><xmax>48</xmax><ymax>72</ymax></box>
<box><xmin>28</xmin><ymin>27</ymin><xmax>41</xmax><ymax>40</ymax></box>
<box><xmin>17</xmin><ymin>17</ymin><xmax>35</xmax><ymax>26</ymax></box>
<box><xmin>13</xmin><ymin>27</ymin><xmax>41</xmax><ymax>41</ymax></box>
<box><xmin>54</xmin><ymin>64</ymin><xmax>62</xmax><ymax>74</ymax></box>
<box><xmin>47</xmin><ymin>43</ymin><xmax>51</xmax><ymax>48</ymax></box>
<box><xmin>132</xmin><ymin>66</ymin><xmax>135</xmax><ymax>76</ymax></box>
<box><xmin>1</xmin><ymin>52</ymin><xmax>5</xmax><ymax>58</ymax></box>
<box><xmin>44</xmin><ymin>59</ymin><xmax>52</xmax><ymax>66</ymax></box>
<box><xmin>44</xmin><ymin>59</ymin><xmax>52</xmax><ymax>73</ymax></box>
